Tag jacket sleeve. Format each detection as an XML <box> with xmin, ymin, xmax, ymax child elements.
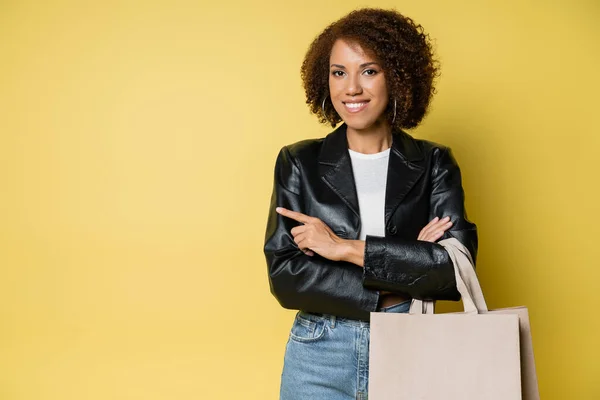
<box><xmin>264</xmin><ymin>146</ymin><xmax>380</xmax><ymax>320</ymax></box>
<box><xmin>362</xmin><ymin>147</ymin><xmax>478</xmax><ymax>301</ymax></box>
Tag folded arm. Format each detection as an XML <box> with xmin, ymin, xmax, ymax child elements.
<box><xmin>362</xmin><ymin>147</ymin><xmax>478</xmax><ymax>301</ymax></box>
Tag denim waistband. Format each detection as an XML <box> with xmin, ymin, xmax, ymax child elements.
<box><xmin>378</xmin><ymin>299</ymin><xmax>412</xmax><ymax>313</ymax></box>
<box><xmin>298</xmin><ymin>299</ymin><xmax>412</xmax><ymax>328</ymax></box>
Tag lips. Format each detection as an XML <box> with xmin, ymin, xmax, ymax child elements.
<box><xmin>343</xmin><ymin>101</ymin><xmax>369</xmax><ymax>113</ymax></box>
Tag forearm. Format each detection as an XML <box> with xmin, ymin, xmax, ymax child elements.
<box><xmin>337</xmin><ymin>239</ymin><xmax>423</xmax><ymax>301</ymax></box>
<box><xmin>362</xmin><ymin>235</ymin><xmax>461</xmax><ymax>300</ymax></box>
<box><xmin>266</xmin><ymin>248</ymin><xmax>380</xmax><ymax>320</ymax></box>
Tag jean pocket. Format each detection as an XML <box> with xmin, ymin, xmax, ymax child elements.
<box><xmin>289</xmin><ymin>313</ymin><xmax>326</xmax><ymax>343</ymax></box>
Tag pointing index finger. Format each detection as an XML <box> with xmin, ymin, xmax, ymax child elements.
<box><xmin>276</xmin><ymin>207</ymin><xmax>312</xmax><ymax>224</ymax></box>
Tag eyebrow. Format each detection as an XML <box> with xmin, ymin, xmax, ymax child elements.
<box><xmin>330</xmin><ymin>62</ymin><xmax>380</xmax><ymax>69</ymax></box>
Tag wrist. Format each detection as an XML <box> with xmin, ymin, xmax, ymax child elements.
<box><xmin>338</xmin><ymin>239</ymin><xmax>365</xmax><ymax>267</ymax></box>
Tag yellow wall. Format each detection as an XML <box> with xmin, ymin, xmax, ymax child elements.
<box><xmin>0</xmin><ymin>0</ymin><xmax>598</xmax><ymax>398</ymax></box>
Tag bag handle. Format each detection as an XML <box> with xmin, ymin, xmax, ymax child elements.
<box><xmin>409</xmin><ymin>238</ymin><xmax>488</xmax><ymax>315</ymax></box>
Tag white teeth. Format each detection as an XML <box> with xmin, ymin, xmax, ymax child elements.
<box><xmin>346</xmin><ymin>102</ymin><xmax>366</xmax><ymax>108</ymax></box>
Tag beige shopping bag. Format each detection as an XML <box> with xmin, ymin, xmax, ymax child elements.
<box><xmin>369</xmin><ymin>238</ymin><xmax>539</xmax><ymax>400</ymax></box>
<box><xmin>486</xmin><ymin>306</ymin><xmax>540</xmax><ymax>400</ymax></box>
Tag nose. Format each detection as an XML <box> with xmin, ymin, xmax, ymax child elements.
<box><xmin>345</xmin><ymin>73</ymin><xmax>363</xmax><ymax>96</ymax></box>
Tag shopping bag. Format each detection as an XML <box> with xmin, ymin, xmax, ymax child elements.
<box><xmin>369</xmin><ymin>238</ymin><xmax>539</xmax><ymax>400</ymax></box>
<box><xmin>486</xmin><ymin>306</ymin><xmax>540</xmax><ymax>400</ymax></box>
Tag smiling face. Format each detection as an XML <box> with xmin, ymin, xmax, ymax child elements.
<box><xmin>328</xmin><ymin>39</ymin><xmax>389</xmax><ymax>132</ymax></box>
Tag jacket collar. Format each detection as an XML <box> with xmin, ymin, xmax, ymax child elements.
<box><xmin>318</xmin><ymin>123</ymin><xmax>424</xmax><ymax>164</ymax></box>
<box><xmin>318</xmin><ymin>123</ymin><xmax>425</xmax><ymax>226</ymax></box>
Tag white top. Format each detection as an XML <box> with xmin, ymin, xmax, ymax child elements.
<box><xmin>348</xmin><ymin>147</ymin><xmax>390</xmax><ymax>240</ymax></box>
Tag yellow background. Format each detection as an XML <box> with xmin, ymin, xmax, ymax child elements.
<box><xmin>1</xmin><ymin>0</ymin><xmax>598</xmax><ymax>398</ymax></box>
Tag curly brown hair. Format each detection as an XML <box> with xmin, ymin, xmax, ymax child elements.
<box><xmin>301</xmin><ymin>8</ymin><xmax>440</xmax><ymax>130</ymax></box>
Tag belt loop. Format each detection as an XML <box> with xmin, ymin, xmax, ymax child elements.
<box><xmin>329</xmin><ymin>314</ymin><xmax>336</xmax><ymax>329</ymax></box>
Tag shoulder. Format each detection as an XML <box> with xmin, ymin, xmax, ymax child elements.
<box><xmin>396</xmin><ymin>132</ymin><xmax>461</xmax><ymax>181</ymax></box>
<box><xmin>404</xmin><ymin>131</ymin><xmax>449</xmax><ymax>154</ymax></box>
<box><xmin>417</xmin><ymin>138</ymin><xmax>449</xmax><ymax>154</ymax></box>
<box><xmin>282</xmin><ymin>137</ymin><xmax>324</xmax><ymax>159</ymax></box>
<box><xmin>395</xmin><ymin>130</ymin><xmax>451</xmax><ymax>162</ymax></box>
<box><xmin>275</xmin><ymin>137</ymin><xmax>325</xmax><ymax>169</ymax></box>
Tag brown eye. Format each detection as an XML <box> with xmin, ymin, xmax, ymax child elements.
<box><xmin>363</xmin><ymin>69</ymin><xmax>378</xmax><ymax>76</ymax></box>
<box><xmin>331</xmin><ymin>70</ymin><xmax>345</xmax><ymax>77</ymax></box>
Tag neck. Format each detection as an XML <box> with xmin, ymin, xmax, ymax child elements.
<box><xmin>346</xmin><ymin>119</ymin><xmax>393</xmax><ymax>154</ymax></box>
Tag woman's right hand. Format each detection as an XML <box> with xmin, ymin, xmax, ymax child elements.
<box><xmin>417</xmin><ymin>216</ymin><xmax>453</xmax><ymax>242</ymax></box>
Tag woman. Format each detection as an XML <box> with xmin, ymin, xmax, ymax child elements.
<box><xmin>263</xmin><ymin>8</ymin><xmax>477</xmax><ymax>399</ymax></box>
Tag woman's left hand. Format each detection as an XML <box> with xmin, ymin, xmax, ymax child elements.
<box><xmin>276</xmin><ymin>207</ymin><xmax>347</xmax><ymax>261</ymax></box>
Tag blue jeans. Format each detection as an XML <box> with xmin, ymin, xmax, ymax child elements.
<box><xmin>279</xmin><ymin>300</ymin><xmax>411</xmax><ymax>400</ymax></box>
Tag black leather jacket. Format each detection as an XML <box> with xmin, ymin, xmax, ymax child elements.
<box><xmin>264</xmin><ymin>124</ymin><xmax>478</xmax><ymax>321</ymax></box>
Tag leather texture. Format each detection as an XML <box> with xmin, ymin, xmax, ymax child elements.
<box><xmin>263</xmin><ymin>123</ymin><xmax>478</xmax><ymax>321</ymax></box>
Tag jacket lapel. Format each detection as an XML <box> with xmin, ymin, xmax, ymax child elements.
<box><xmin>317</xmin><ymin>123</ymin><xmax>426</xmax><ymax>225</ymax></box>
<box><xmin>318</xmin><ymin>124</ymin><xmax>360</xmax><ymax>218</ymax></box>
<box><xmin>385</xmin><ymin>132</ymin><xmax>425</xmax><ymax>225</ymax></box>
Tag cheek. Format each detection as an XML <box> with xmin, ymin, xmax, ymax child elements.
<box><xmin>364</xmin><ymin>82</ymin><xmax>388</xmax><ymax>104</ymax></box>
<box><xmin>361</xmin><ymin>73</ymin><xmax>386</xmax><ymax>93</ymax></box>
<box><xmin>369</xmin><ymin>79</ymin><xmax>388</xmax><ymax>98</ymax></box>
<box><xmin>328</xmin><ymin>80</ymin><xmax>343</xmax><ymax>97</ymax></box>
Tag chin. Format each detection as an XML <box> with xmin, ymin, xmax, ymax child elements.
<box><xmin>342</xmin><ymin>118</ymin><xmax>378</xmax><ymax>131</ymax></box>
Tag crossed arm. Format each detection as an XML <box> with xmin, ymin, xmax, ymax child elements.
<box><xmin>263</xmin><ymin>146</ymin><xmax>477</xmax><ymax>320</ymax></box>
<box><xmin>276</xmin><ymin>206</ymin><xmax>452</xmax><ymax>266</ymax></box>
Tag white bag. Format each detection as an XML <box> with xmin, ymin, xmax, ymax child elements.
<box><xmin>369</xmin><ymin>238</ymin><xmax>539</xmax><ymax>400</ymax></box>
